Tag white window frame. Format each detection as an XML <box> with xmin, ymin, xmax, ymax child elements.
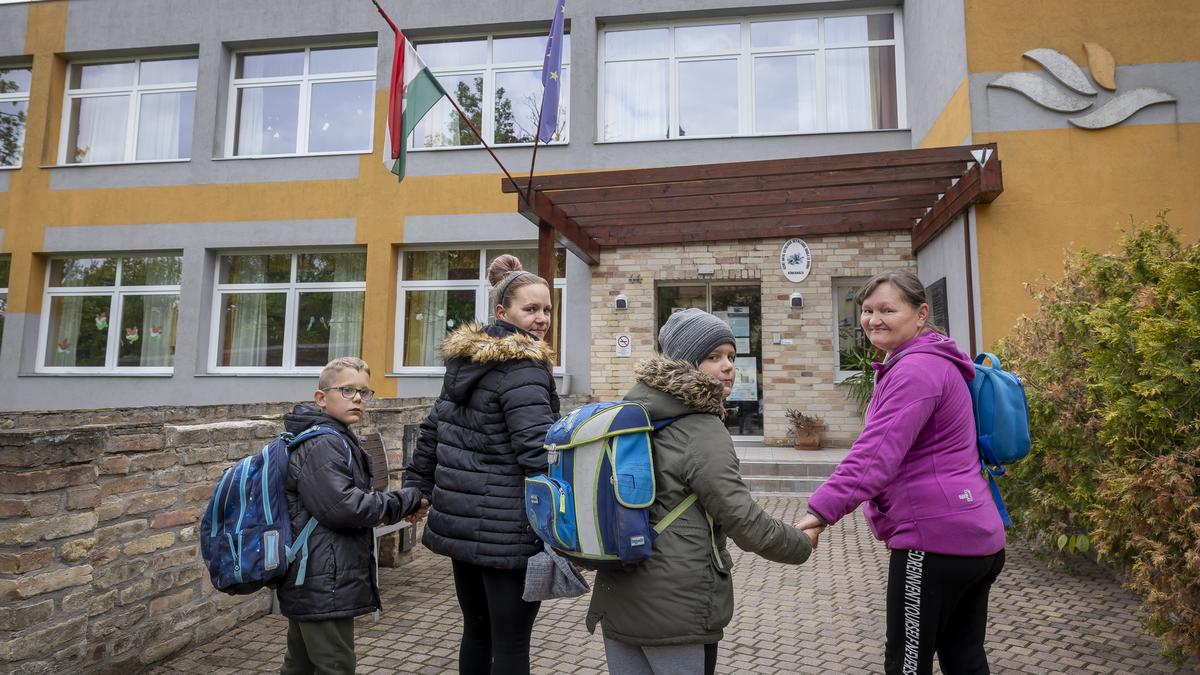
<box><xmin>597</xmin><ymin>8</ymin><xmax>906</xmax><ymax>142</ymax></box>
<box><xmin>208</xmin><ymin>249</ymin><xmax>367</xmax><ymax>374</ymax></box>
<box><xmin>224</xmin><ymin>43</ymin><xmax>377</xmax><ymax>159</ymax></box>
<box><xmin>58</xmin><ymin>55</ymin><xmax>198</xmax><ymax>165</ymax></box>
<box><xmin>36</xmin><ymin>254</ymin><xmax>182</xmax><ymax>374</ymax></box>
<box><xmin>412</xmin><ymin>31</ymin><xmax>571</xmax><ymax>151</ymax></box>
<box><xmin>0</xmin><ymin>65</ymin><xmax>31</xmax><ymax>169</ymax></box>
<box><xmin>393</xmin><ymin>246</ymin><xmax>567</xmax><ymax>374</ymax></box>
<box><xmin>833</xmin><ymin>276</ymin><xmax>869</xmax><ymax>381</ymax></box>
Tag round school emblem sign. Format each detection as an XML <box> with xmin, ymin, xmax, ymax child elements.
<box><xmin>780</xmin><ymin>239</ymin><xmax>812</xmax><ymax>283</ymax></box>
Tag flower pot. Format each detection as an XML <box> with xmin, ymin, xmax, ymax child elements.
<box><xmin>792</xmin><ymin>428</ymin><xmax>822</xmax><ymax>450</ymax></box>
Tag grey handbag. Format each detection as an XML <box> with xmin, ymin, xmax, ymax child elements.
<box><xmin>523</xmin><ymin>544</ymin><xmax>591</xmax><ymax>601</ymax></box>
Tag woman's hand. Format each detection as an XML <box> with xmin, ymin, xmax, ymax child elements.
<box><xmin>794</xmin><ymin>513</ymin><xmax>827</xmax><ymax>549</ymax></box>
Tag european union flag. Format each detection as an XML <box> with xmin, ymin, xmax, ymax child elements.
<box><xmin>537</xmin><ymin>0</ymin><xmax>566</xmax><ymax>143</ymax></box>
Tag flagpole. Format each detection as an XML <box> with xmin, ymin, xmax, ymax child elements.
<box><xmin>525</xmin><ymin>107</ymin><xmax>544</xmax><ymax>208</ymax></box>
<box><xmin>371</xmin><ymin>0</ymin><xmax>528</xmax><ymax>205</ymax></box>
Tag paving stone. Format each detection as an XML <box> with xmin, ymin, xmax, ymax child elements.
<box><xmin>144</xmin><ymin>497</ymin><xmax>1200</xmax><ymax>675</ymax></box>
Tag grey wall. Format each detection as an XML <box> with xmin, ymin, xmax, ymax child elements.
<box><xmin>902</xmin><ymin>0</ymin><xmax>968</xmax><ymax>147</ymax></box>
<box><xmin>0</xmin><ymin>3</ymin><xmax>27</xmax><ymax>58</ymax></box>
<box><xmin>916</xmin><ymin>214</ymin><xmax>975</xmax><ymax>353</ymax></box>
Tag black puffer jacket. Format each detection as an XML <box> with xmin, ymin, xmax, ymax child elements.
<box><xmin>405</xmin><ymin>321</ymin><xmax>559</xmax><ymax>569</ymax></box>
<box><xmin>277</xmin><ymin>404</ymin><xmax>422</xmax><ymax>621</ymax></box>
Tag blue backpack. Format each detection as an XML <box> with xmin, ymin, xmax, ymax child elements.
<box><xmin>524</xmin><ymin>401</ymin><xmax>699</xmax><ymax>570</ymax></box>
<box><xmin>968</xmin><ymin>353</ymin><xmax>1032</xmax><ymax>527</ymax></box>
<box><xmin>200</xmin><ymin>425</ymin><xmax>348</xmax><ymax>594</ymax></box>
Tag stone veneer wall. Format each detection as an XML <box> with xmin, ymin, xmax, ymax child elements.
<box><xmin>589</xmin><ymin>233</ymin><xmax>915</xmax><ymax>447</ymax></box>
<box><xmin>0</xmin><ymin>395</ymin><xmax>584</xmax><ymax>674</ymax></box>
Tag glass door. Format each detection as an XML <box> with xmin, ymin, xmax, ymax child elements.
<box><xmin>656</xmin><ymin>283</ymin><xmax>762</xmax><ymax>439</ymax></box>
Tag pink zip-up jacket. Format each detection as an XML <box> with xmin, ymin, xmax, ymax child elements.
<box><xmin>807</xmin><ymin>331</ymin><xmax>1005</xmax><ymax>556</ymax></box>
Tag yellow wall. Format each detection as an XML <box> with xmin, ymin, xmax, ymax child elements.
<box><xmin>0</xmin><ymin>3</ymin><xmax>519</xmax><ymax>396</ymax></box>
<box><xmin>963</xmin><ymin>0</ymin><xmax>1200</xmax><ymax>348</ymax></box>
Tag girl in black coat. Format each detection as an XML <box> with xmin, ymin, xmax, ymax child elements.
<box><xmin>405</xmin><ymin>255</ymin><xmax>559</xmax><ymax>675</ymax></box>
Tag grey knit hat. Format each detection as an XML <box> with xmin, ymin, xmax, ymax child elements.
<box><xmin>658</xmin><ymin>308</ymin><xmax>736</xmax><ymax>365</ymax></box>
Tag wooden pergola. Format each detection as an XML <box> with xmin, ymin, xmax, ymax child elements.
<box><xmin>503</xmin><ymin>143</ymin><xmax>1003</xmax><ymax>286</ymax></box>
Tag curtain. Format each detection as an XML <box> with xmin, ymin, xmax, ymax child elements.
<box><xmin>227</xmin><ymin>293</ymin><xmax>269</xmax><ymax>366</ymax></box>
<box><xmin>236</xmin><ymin>87</ymin><xmax>265</xmax><ymax>155</ymax></box>
<box><xmin>50</xmin><ymin>296</ymin><xmax>84</xmax><ymax>367</ymax></box>
<box><xmin>137</xmin><ymin>90</ymin><xmax>183</xmax><ymax>158</ymax></box>
<box><xmin>869</xmin><ymin>46</ymin><xmax>898</xmax><ymax>129</ymax></box>
<box><xmin>604</xmin><ymin>60</ymin><xmax>668</xmax><ymax>141</ymax></box>
<box><xmin>135</xmin><ymin>295</ymin><xmax>177</xmax><ymax>366</ymax></box>
<box><xmin>328</xmin><ymin>254</ymin><xmax>366</xmax><ymax>359</ymax></box>
<box><xmin>826</xmin><ymin>48</ymin><xmax>871</xmax><ymax>131</ymax></box>
<box><xmin>73</xmin><ymin>95</ymin><xmax>128</xmax><ymax>163</ymax></box>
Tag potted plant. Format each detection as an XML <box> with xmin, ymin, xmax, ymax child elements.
<box><xmin>785</xmin><ymin>409</ymin><xmax>824</xmax><ymax>450</ymax></box>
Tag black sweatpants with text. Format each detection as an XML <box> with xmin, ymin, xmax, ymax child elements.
<box><xmin>884</xmin><ymin>548</ymin><xmax>1006</xmax><ymax>675</ymax></box>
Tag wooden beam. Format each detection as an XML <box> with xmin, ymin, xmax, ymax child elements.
<box><xmin>558</xmin><ymin>179</ymin><xmax>950</xmax><ymax>218</ymax></box>
<box><xmin>527</xmin><ymin>191</ymin><xmax>600</xmax><ymax>265</ymax></box>
<box><xmin>500</xmin><ymin>143</ymin><xmax>997</xmax><ymax>193</ymax></box>
<box><xmin>978</xmin><ymin>158</ymin><xmax>1003</xmax><ymax>202</ymax></box>
<box><xmin>545</xmin><ymin>163</ymin><xmax>966</xmax><ymax>207</ymax></box>
<box><xmin>591</xmin><ymin>219</ymin><xmax>912</xmax><ymax>247</ymax></box>
<box><xmin>578</xmin><ymin>203</ymin><xmax>929</xmax><ymax>229</ymax></box>
<box><xmin>911</xmin><ymin>165</ymin><xmax>982</xmax><ymax>253</ymax></box>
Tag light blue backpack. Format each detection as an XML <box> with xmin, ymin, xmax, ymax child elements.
<box><xmin>968</xmin><ymin>352</ymin><xmax>1032</xmax><ymax>527</ymax></box>
<box><xmin>524</xmin><ymin>401</ymin><xmax>696</xmax><ymax>570</ymax></box>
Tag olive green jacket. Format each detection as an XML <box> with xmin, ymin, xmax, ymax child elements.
<box><xmin>586</xmin><ymin>357</ymin><xmax>812</xmax><ymax>646</ymax></box>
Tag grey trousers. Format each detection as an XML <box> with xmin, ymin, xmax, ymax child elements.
<box><xmin>603</xmin><ymin>638</ymin><xmax>710</xmax><ymax>675</ymax></box>
<box><xmin>280</xmin><ymin>617</ymin><xmax>355</xmax><ymax>675</ymax></box>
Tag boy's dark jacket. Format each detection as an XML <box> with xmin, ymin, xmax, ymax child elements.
<box><xmin>277</xmin><ymin>403</ymin><xmax>420</xmax><ymax>621</ymax></box>
<box><xmin>405</xmin><ymin>320</ymin><xmax>560</xmax><ymax>569</ymax></box>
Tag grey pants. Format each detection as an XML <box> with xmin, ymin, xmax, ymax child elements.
<box><xmin>280</xmin><ymin>617</ymin><xmax>355</xmax><ymax>675</ymax></box>
<box><xmin>604</xmin><ymin>638</ymin><xmax>714</xmax><ymax>675</ymax></box>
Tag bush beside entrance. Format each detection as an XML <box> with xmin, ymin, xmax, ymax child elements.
<box><xmin>999</xmin><ymin>217</ymin><xmax>1199</xmax><ymax>666</ymax></box>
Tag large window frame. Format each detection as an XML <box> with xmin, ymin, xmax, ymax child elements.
<box><xmin>597</xmin><ymin>9</ymin><xmax>905</xmax><ymax>142</ymax></box>
<box><xmin>208</xmin><ymin>249</ymin><xmax>368</xmax><ymax>374</ymax></box>
<box><xmin>225</xmin><ymin>43</ymin><xmax>377</xmax><ymax>159</ymax></box>
<box><xmin>58</xmin><ymin>55</ymin><xmax>199</xmax><ymax>165</ymax></box>
<box><xmin>833</xmin><ymin>276</ymin><xmax>870</xmax><ymax>381</ymax></box>
<box><xmin>37</xmin><ymin>254</ymin><xmax>183</xmax><ymax>374</ymax></box>
<box><xmin>411</xmin><ymin>31</ymin><xmax>571</xmax><ymax>151</ymax></box>
<box><xmin>0</xmin><ymin>65</ymin><xmax>31</xmax><ymax>168</ymax></box>
<box><xmin>394</xmin><ymin>246</ymin><xmax>567</xmax><ymax>374</ymax></box>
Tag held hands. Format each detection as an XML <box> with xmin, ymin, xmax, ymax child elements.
<box><xmin>794</xmin><ymin>513</ymin><xmax>827</xmax><ymax>550</ymax></box>
<box><xmin>405</xmin><ymin>498</ymin><xmax>430</xmax><ymax>524</ymax></box>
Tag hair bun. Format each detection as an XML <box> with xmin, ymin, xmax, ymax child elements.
<box><xmin>487</xmin><ymin>254</ymin><xmax>524</xmax><ymax>286</ymax></box>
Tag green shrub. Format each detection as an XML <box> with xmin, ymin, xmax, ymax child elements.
<box><xmin>999</xmin><ymin>216</ymin><xmax>1200</xmax><ymax>665</ymax></box>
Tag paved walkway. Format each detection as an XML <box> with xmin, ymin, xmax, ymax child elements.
<box><xmin>149</xmin><ymin>497</ymin><xmax>1198</xmax><ymax>675</ymax></box>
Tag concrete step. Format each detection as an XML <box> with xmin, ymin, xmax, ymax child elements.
<box><xmin>744</xmin><ymin>476</ymin><xmax>828</xmax><ymax>495</ymax></box>
<box><xmin>739</xmin><ymin>459</ymin><xmax>840</xmax><ymax>478</ymax></box>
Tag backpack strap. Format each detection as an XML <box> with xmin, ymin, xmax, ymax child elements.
<box><xmin>653</xmin><ymin>494</ymin><xmax>696</xmax><ymax>534</ymax></box>
<box><xmin>285</xmin><ymin>518</ymin><xmax>320</xmax><ymax>586</ymax></box>
<box><xmin>647</xmin><ymin>414</ymin><xmax>726</xmax><ymax>571</ymax></box>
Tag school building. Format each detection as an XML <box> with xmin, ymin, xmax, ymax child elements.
<box><xmin>0</xmin><ymin>0</ymin><xmax>1196</xmax><ymax>447</ymax></box>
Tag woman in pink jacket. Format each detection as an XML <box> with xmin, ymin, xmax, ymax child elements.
<box><xmin>797</xmin><ymin>270</ymin><xmax>1005</xmax><ymax>675</ymax></box>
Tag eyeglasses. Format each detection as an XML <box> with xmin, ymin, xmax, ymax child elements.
<box><xmin>323</xmin><ymin>386</ymin><xmax>376</xmax><ymax>401</ymax></box>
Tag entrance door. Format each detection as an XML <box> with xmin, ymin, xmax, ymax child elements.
<box><xmin>656</xmin><ymin>283</ymin><xmax>762</xmax><ymax>439</ymax></box>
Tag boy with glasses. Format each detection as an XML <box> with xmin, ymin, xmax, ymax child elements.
<box><xmin>278</xmin><ymin>357</ymin><xmax>428</xmax><ymax>675</ymax></box>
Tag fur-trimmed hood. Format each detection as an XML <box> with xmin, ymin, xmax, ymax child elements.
<box><xmin>630</xmin><ymin>356</ymin><xmax>725</xmax><ymax>418</ymax></box>
<box><xmin>441</xmin><ymin>321</ymin><xmax>556</xmax><ymax>367</ymax></box>
<box><xmin>439</xmin><ymin>321</ymin><xmax>555</xmax><ymax>403</ymax></box>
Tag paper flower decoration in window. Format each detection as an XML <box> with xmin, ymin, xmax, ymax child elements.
<box><xmin>94</xmin><ymin>312</ymin><xmax>108</xmax><ymax>330</ymax></box>
<box><xmin>150</xmin><ymin>325</ymin><xmax>163</xmax><ymax>340</ymax></box>
<box><xmin>124</xmin><ymin>326</ymin><xmax>140</xmax><ymax>344</ymax></box>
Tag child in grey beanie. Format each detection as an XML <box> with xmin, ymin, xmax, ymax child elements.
<box><xmin>658</xmin><ymin>308</ymin><xmax>737</xmax><ymax>365</ymax></box>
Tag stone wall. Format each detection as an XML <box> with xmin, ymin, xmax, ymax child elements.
<box><xmin>0</xmin><ymin>396</ymin><xmax>586</xmax><ymax>674</ymax></box>
<box><xmin>589</xmin><ymin>233</ymin><xmax>915</xmax><ymax>446</ymax></box>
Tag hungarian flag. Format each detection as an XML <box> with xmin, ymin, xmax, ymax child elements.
<box><xmin>374</xmin><ymin>1</ymin><xmax>447</xmax><ymax>182</ymax></box>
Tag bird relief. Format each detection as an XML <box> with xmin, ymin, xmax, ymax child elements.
<box><xmin>987</xmin><ymin>42</ymin><xmax>1176</xmax><ymax>129</ymax></box>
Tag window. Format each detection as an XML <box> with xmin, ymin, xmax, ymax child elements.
<box><xmin>0</xmin><ymin>256</ymin><xmax>9</xmax><ymax>343</ymax></box>
<box><xmin>833</xmin><ymin>277</ymin><xmax>870</xmax><ymax>378</ymax></box>
<box><xmin>39</xmin><ymin>255</ymin><xmax>181</xmax><ymax>372</ymax></box>
<box><xmin>212</xmin><ymin>251</ymin><xmax>366</xmax><ymax>371</ymax></box>
<box><xmin>413</xmin><ymin>33</ymin><xmax>571</xmax><ymax>149</ymax></box>
<box><xmin>62</xmin><ymin>57</ymin><xmax>197</xmax><ymax>164</ymax></box>
<box><xmin>229</xmin><ymin>46</ymin><xmax>376</xmax><ymax>157</ymax></box>
<box><xmin>397</xmin><ymin>247</ymin><xmax>566</xmax><ymax>369</ymax></box>
<box><xmin>599</xmin><ymin>11</ymin><xmax>900</xmax><ymax>141</ymax></box>
<box><xmin>0</xmin><ymin>66</ymin><xmax>31</xmax><ymax>168</ymax></box>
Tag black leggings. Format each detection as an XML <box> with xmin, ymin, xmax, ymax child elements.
<box><xmin>884</xmin><ymin>548</ymin><xmax>1006</xmax><ymax>675</ymax></box>
<box><xmin>452</xmin><ymin>559</ymin><xmax>541</xmax><ymax>675</ymax></box>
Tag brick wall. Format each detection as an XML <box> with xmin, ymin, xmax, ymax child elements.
<box><xmin>590</xmin><ymin>233</ymin><xmax>915</xmax><ymax>447</ymax></box>
<box><xmin>0</xmin><ymin>396</ymin><xmax>595</xmax><ymax>674</ymax></box>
